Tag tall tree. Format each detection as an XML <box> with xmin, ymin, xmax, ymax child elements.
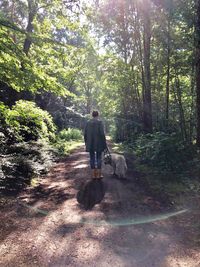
<box><xmin>140</xmin><ymin>0</ymin><xmax>152</xmax><ymax>132</ymax></box>
<box><xmin>196</xmin><ymin>0</ymin><xmax>200</xmax><ymax>147</ymax></box>
<box><xmin>165</xmin><ymin>0</ymin><xmax>173</xmax><ymax>128</ymax></box>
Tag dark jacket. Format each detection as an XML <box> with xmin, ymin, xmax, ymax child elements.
<box><xmin>84</xmin><ymin>118</ymin><xmax>107</xmax><ymax>152</ymax></box>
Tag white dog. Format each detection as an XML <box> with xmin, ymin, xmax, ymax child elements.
<box><xmin>104</xmin><ymin>153</ymin><xmax>127</xmax><ymax>178</ymax></box>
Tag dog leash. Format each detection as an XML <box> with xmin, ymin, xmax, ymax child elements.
<box><xmin>104</xmin><ymin>146</ymin><xmax>112</xmax><ymax>164</ymax></box>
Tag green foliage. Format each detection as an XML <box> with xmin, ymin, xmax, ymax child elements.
<box><xmin>0</xmin><ymin>140</ymin><xmax>56</xmax><ymax>193</ymax></box>
<box><xmin>57</xmin><ymin>128</ymin><xmax>82</xmax><ymax>141</ymax></box>
<box><xmin>135</xmin><ymin>132</ymin><xmax>196</xmax><ymax>174</ymax></box>
<box><xmin>0</xmin><ymin>102</ymin><xmax>8</xmax><ymax>124</ymax></box>
<box><xmin>5</xmin><ymin>100</ymin><xmax>56</xmax><ymax>142</ymax></box>
<box><xmin>0</xmin><ymin>102</ymin><xmax>16</xmax><ymax>147</ymax></box>
<box><xmin>53</xmin><ymin>128</ymin><xmax>83</xmax><ymax>156</ymax></box>
<box><xmin>54</xmin><ymin>140</ymin><xmax>83</xmax><ymax>156</ymax></box>
<box><xmin>0</xmin><ymin>3</ymin><xmax>84</xmax><ymax>96</ymax></box>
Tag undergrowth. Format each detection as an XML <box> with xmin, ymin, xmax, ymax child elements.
<box><xmin>112</xmin><ymin>132</ymin><xmax>200</xmax><ymax>204</ymax></box>
<box><xmin>0</xmin><ymin>127</ymin><xmax>84</xmax><ymax>195</ymax></box>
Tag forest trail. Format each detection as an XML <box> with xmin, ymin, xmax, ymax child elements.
<box><xmin>0</xmin><ymin>146</ymin><xmax>200</xmax><ymax>267</ymax></box>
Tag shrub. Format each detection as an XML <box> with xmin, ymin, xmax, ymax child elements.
<box><xmin>5</xmin><ymin>100</ymin><xmax>56</xmax><ymax>142</ymax></box>
<box><xmin>0</xmin><ymin>141</ymin><xmax>56</xmax><ymax>193</ymax></box>
<box><xmin>54</xmin><ymin>139</ymin><xmax>83</xmax><ymax>156</ymax></box>
<box><xmin>0</xmin><ymin>102</ymin><xmax>7</xmax><ymax>144</ymax></box>
<box><xmin>0</xmin><ymin>102</ymin><xmax>16</xmax><ymax>146</ymax></box>
<box><xmin>0</xmin><ymin>102</ymin><xmax>8</xmax><ymax>122</ymax></box>
<box><xmin>57</xmin><ymin>128</ymin><xmax>82</xmax><ymax>141</ymax></box>
<box><xmin>53</xmin><ymin>128</ymin><xmax>83</xmax><ymax>156</ymax></box>
<box><xmin>135</xmin><ymin>132</ymin><xmax>196</xmax><ymax>173</ymax></box>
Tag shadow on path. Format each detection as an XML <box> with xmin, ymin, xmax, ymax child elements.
<box><xmin>0</xmin><ymin>146</ymin><xmax>200</xmax><ymax>267</ymax></box>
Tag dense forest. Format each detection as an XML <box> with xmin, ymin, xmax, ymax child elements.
<box><xmin>1</xmin><ymin>0</ymin><xmax>200</xmax><ymax>190</ymax></box>
<box><xmin>1</xmin><ymin>1</ymin><xmax>200</xmax><ymax>266</ymax></box>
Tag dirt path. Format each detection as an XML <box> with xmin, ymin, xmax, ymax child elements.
<box><xmin>0</xmin><ymin>146</ymin><xmax>200</xmax><ymax>267</ymax></box>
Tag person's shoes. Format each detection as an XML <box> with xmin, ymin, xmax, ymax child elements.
<box><xmin>92</xmin><ymin>169</ymin><xmax>98</xmax><ymax>179</ymax></box>
<box><xmin>97</xmin><ymin>169</ymin><xmax>103</xmax><ymax>179</ymax></box>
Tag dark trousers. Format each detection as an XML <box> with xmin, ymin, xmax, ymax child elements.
<box><xmin>89</xmin><ymin>151</ymin><xmax>102</xmax><ymax>169</ymax></box>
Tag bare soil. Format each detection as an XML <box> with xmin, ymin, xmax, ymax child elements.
<box><xmin>0</xmin><ymin>146</ymin><xmax>200</xmax><ymax>267</ymax></box>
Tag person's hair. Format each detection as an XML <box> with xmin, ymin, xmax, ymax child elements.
<box><xmin>92</xmin><ymin>110</ymin><xmax>99</xmax><ymax>117</ymax></box>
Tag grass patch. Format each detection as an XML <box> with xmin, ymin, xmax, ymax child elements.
<box><xmin>53</xmin><ymin>128</ymin><xmax>84</xmax><ymax>156</ymax></box>
<box><xmin>55</xmin><ymin>140</ymin><xmax>84</xmax><ymax>156</ymax></box>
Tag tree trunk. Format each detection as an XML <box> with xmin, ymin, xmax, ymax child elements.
<box><xmin>196</xmin><ymin>0</ymin><xmax>200</xmax><ymax>147</ymax></box>
<box><xmin>174</xmin><ymin>68</ymin><xmax>188</xmax><ymax>141</ymax></box>
<box><xmin>23</xmin><ymin>1</ymin><xmax>36</xmax><ymax>55</ymax></box>
<box><xmin>142</xmin><ymin>0</ymin><xmax>152</xmax><ymax>133</ymax></box>
<box><xmin>85</xmin><ymin>83</ymin><xmax>92</xmax><ymax>114</ymax></box>
<box><xmin>166</xmin><ymin>17</ymin><xmax>171</xmax><ymax>128</ymax></box>
<box><xmin>11</xmin><ymin>0</ymin><xmax>16</xmax><ymax>43</ymax></box>
<box><xmin>189</xmin><ymin>61</ymin><xmax>195</xmax><ymax>141</ymax></box>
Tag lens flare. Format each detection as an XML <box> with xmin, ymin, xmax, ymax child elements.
<box><xmin>20</xmin><ymin>201</ymin><xmax>188</xmax><ymax>227</ymax></box>
<box><xmin>80</xmin><ymin>209</ymin><xmax>188</xmax><ymax>226</ymax></box>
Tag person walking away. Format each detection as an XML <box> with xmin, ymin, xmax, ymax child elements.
<box><xmin>84</xmin><ymin>111</ymin><xmax>107</xmax><ymax>179</ymax></box>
